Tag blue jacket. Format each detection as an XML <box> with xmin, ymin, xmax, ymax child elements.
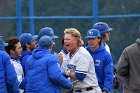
<box><xmin>20</xmin><ymin>50</ymin><xmax>32</xmax><ymax>75</ymax></box>
<box><xmin>22</xmin><ymin>46</ymin><xmax>72</xmax><ymax>93</ymax></box>
<box><xmin>0</xmin><ymin>46</ymin><xmax>19</xmax><ymax>93</ymax></box>
<box><xmin>86</xmin><ymin>45</ymin><xmax>114</xmax><ymax>92</ymax></box>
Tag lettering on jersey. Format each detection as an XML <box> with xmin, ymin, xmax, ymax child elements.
<box><xmin>57</xmin><ymin>63</ymin><xmax>60</xmax><ymax>68</ymax></box>
<box><xmin>67</xmin><ymin>64</ymin><xmax>76</xmax><ymax>70</ymax></box>
<box><xmin>95</xmin><ymin>59</ymin><xmax>101</xmax><ymax>66</ymax></box>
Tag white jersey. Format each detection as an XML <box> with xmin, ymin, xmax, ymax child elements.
<box><xmin>104</xmin><ymin>43</ymin><xmax>111</xmax><ymax>54</ymax></box>
<box><xmin>65</xmin><ymin>46</ymin><xmax>99</xmax><ymax>89</ymax></box>
<box><xmin>10</xmin><ymin>59</ymin><xmax>24</xmax><ymax>84</ymax></box>
<box><xmin>10</xmin><ymin>59</ymin><xmax>24</xmax><ymax>93</ymax></box>
<box><xmin>60</xmin><ymin>50</ymin><xmax>68</xmax><ymax>73</ymax></box>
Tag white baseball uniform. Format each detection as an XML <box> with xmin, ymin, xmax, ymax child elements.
<box><xmin>63</xmin><ymin>46</ymin><xmax>101</xmax><ymax>93</ymax></box>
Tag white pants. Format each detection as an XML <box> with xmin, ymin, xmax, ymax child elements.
<box><xmin>20</xmin><ymin>89</ymin><xmax>24</xmax><ymax>93</ymax></box>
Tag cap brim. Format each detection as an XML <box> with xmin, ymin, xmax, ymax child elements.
<box><xmin>107</xmin><ymin>28</ymin><xmax>113</xmax><ymax>31</ymax></box>
<box><xmin>31</xmin><ymin>35</ymin><xmax>38</xmax><ymax>42</ymax></box>
<box><xmin>53</xmin><ymin>42</ymin><xmax>55</xmax><ymax>45</ymax></box>
<box><xmin>85</xmin><ymin>36</ymin><xmax>98</xmax><ymax>39</ymax></box>
<box><xmin>51</xmin><ymin>35</ymin><xmax>59</xmax><ymax>39</ymax></box>
<box><xmin>3</xmin><ymin>43</ymin><xmax>8</xmax><ymax>47</ymax></box>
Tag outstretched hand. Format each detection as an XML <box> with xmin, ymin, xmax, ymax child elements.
<box><xmin>57</xmin><ymin>53</ymin><xmax>63</xmax><ymax>65</ymax></box>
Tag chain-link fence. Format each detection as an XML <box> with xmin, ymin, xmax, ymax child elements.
<box><xmin>0</xmin><ymin>0</ymin><xmax>140</xmax><ymax>65</ymax></box>
<box><xmin>0</xmin><ymin>0</ymin><xmax>140</xmax><ymax>93</ymax></box>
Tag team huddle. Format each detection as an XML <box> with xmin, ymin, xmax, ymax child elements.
<box><xmin>1</xmin><ymin>22</ymin><xmax>139</xmax><ymax>93</ymax></box>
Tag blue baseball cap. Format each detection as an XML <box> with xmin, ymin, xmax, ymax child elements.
<box><xmin>19</xmin><ymin>33</ymin><xmax>38</xmax><ymax>46</ymax></box>
<box><xmin>85</xmin><ymin>28</ymin><xmax>101</xmax><ymax>38</ymax></box>
<box><xmin>93</xmin><ymin>22</ymin><xmax>113</xmax><ymax>33</ymax></box>
<box><xmin>38</xmin><ymin>36</ymin><xmax>55</xmax><ymax>47</ymax></box>
<box><xmin>38</xmin><ymin>27</ymin><xmax>59</xmax><ymax>39</ymax></box>
<box><xmin>0</xmin><ymin>38</ymin><xmax>8</xmax><ymax>47</ymax></box>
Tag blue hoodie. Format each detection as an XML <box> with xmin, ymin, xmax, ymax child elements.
<box><xmin>86</xmin><ymin>44</ymin><xmax>114</xmax><ymax>92</ymax></box>
<box><xmin>21</xmin><ymin>46</ymin><xmax>72</xmax><ymax>93</ymax></box>
<box><xmin>0</xmin><ymin>46</ymin><xmax>19</xmax><ymax>93</ymax></box>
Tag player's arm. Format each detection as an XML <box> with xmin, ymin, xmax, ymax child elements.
<box><xmin>67</xmin><ymin>56</ymin><xmax>88</xmax><ymax>81</ymax></box>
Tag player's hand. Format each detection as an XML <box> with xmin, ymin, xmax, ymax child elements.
<box><xmin>72</xmin><ymin>80</ymin><xmax>78</xmax><ymax>86</ymax></box>
<box><xmin>102</xmin><ymin>90</ymin><xmax>107</xmax><ymax>93</ymax></box>
<box><xmin>57</xmin><ymin>53</ymin><xmax>63</xmax><ymax>65</ymax></box>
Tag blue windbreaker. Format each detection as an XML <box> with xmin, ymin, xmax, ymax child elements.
<box><xmin>86</xmin><ymin>44</ymin><xmax>114</xmax><ymax>92</ymax></box>
<box><xmin>22</xmin><ymin>46</ymin><xmax>72</xmax><ymax>93</ymax></box>
<box><xmin>0</xmin><ymin>46</ymin><xmax>19</xmax><ymax>93</ymax></box>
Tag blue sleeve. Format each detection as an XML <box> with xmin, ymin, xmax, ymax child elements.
<box><xmin>19</xmin><ymin>76</ymin><xmax>27</xmax><ymax>90</ymax></box>
<box><xmin>4</xmin><ymin>53</ymin><xmax>19</xmax><ymax>93</ymax></box>
<box><xmin>48</xmin><ymin>56</ymin><xmax>72</xmax><ymax>89</ymax></box>
<box><xmin>75</xmin><ymin>72</ymin><xmax>86</xmax><ymax>81</ymax></box>
<box><xmin>21</xmin><ymin>55</ymin><xmax>30</xmax><ymax>75</ymax></box>
<box><xmin>62</xmin><ymin>72</ymin><xmax>69</xmax><ymax>78</ymax></box>
<box><xmin>103</xmin><ymin>53</ymin><xmax>114</xmax><ymax>92</ymax></box>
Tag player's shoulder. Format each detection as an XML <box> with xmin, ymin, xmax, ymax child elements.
<box><xmin>76</xmin><ymin>46</ymin><xmax>93</xmax><ymax>59</ymax></box>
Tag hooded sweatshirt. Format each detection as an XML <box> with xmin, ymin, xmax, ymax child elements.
<box><xmin>22</xmin><ymin>46</ymin><xmax>72</xmax><ymax>93</ymax></box>
<box><xmin>86</xmin><ymin>44</ymin><xmax>114</xmax><ymax>92</ymax></box>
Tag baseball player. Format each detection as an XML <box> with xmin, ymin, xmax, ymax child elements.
<box><xmin>93</xmin><ymin>22</ymin><xmax>113</xmax><ymax>53</ymax></box>
<box><xmin>62</xmin><ymin>28</ymin><xmax>102</xmax><ymax>93</ymax></box>
<box><xmin>85</xmin><ymin>28</ymin><xmax>114</xmax><ymax>93</ymax></box>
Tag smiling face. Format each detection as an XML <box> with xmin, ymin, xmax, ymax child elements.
<box><xmin>64</xmin><ymin>33</ymin><xmax>78</xmax><ymax>54</ymax></box>
<box><xmin>87</xmin><ymin>38</ymin><xmax>101</xmax><ymax>51</ymax></box>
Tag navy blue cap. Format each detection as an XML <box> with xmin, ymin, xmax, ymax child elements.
<box><xmin>38</xmin><ymin>27</ymin><xmax>59</xmax><ymax>39</ymax></box>
<box><xmin>93</xmin><ymin>22</ymin><xmax>113</xmax><ymax>33</ymax></box>
<box><xmin>19</xmin><ymin>33</ymin><xmax>38</xmax><ymax>46</ymax></box>
<box><xmin>38</xmin><ymin>36</ymin><xmax>55</xmax><ymax>47</ymax></box>
<box><xmin>0</xmin><ymin>38</ymin><xmax>8</xmax><ymax>47</ymax></box>
<box><xmin>85</xmin><ymin>28</ymin><xmax>101</xmax><ymax>38</ymax></box>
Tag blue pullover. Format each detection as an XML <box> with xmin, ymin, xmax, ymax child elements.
<box><xmin>86</xmin><ymin>44</ymin><xmax>114</xmax><ymax>92</ymax></box>
<box><xmin>20</xmin><ymin>46</ymin><xmax>72</xmax><ymax>93</ymax></box>
<box><xmin>0</xmin><ymin>45</ymin><xmax>19</xmax><ymax>93</ymax></box>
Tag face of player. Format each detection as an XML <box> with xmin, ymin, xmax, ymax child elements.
<box><xmin>29</xmin><ymin>40</ymin><xmax>37</xmax><ymax>51</ymax></box>
<box><xmin>13</xmin><ymin>42</ymin><xmax>23</xmax><ymax>58</ymax></box>
<box><xmin>87</xmin><ymin>38</ymin><xmax>100</xmax><ymax>51</ymax></box>
<box><xmin>104</xmin><ymin>32</ymin><xmax>110</xmax><ymax>42</ymax></box>
<box><xmin>64</xmin><ymin>33</ymin><xmax>78</xmax><ymax>54</ymax></box>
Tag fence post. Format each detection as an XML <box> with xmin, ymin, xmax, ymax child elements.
<box><xmin>16</xmin><ymin>0</ymin><xmax>22</xmax><ymax>36</ymax></box>
<box><xmin>92</xmin><ymin>0</ymin><xmax>98</xmax><ymax>24</ymax></box>
<box><xmin>29</xmin><ymin>0</ymin><xmax>34</xmax><ymax>35</ymax></box>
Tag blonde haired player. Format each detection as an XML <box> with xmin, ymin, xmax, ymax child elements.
<box><xmin>61</xmin><ymin>28</ymin><xmax>101</xmax><ymax>93</ymax></box>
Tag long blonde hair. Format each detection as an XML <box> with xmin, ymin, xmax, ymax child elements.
<box><xmin>64</xmin><ymin>28</ymin><xmax>84</xmax><ymax>46</ymax></box>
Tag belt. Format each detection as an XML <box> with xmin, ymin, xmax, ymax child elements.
<box><xmin>75</xmin><ymin>87</ymin><xmax>93</xmax><ymax>92</ymax></box>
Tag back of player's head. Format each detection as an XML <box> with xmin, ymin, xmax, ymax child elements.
<box><xmin>38</xmin><ymin>36</ymin><xmax>55</xmax><ymax>48</ymax></box>
<box><xmin>38</xmin><ymin>27</ymin><xmax>58</xmax><ymax>39</ymax></box>
<box><xmin>93</xmin><ymin>22</ymin><xmax>113</xmax><ymax>38</ymax></box>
